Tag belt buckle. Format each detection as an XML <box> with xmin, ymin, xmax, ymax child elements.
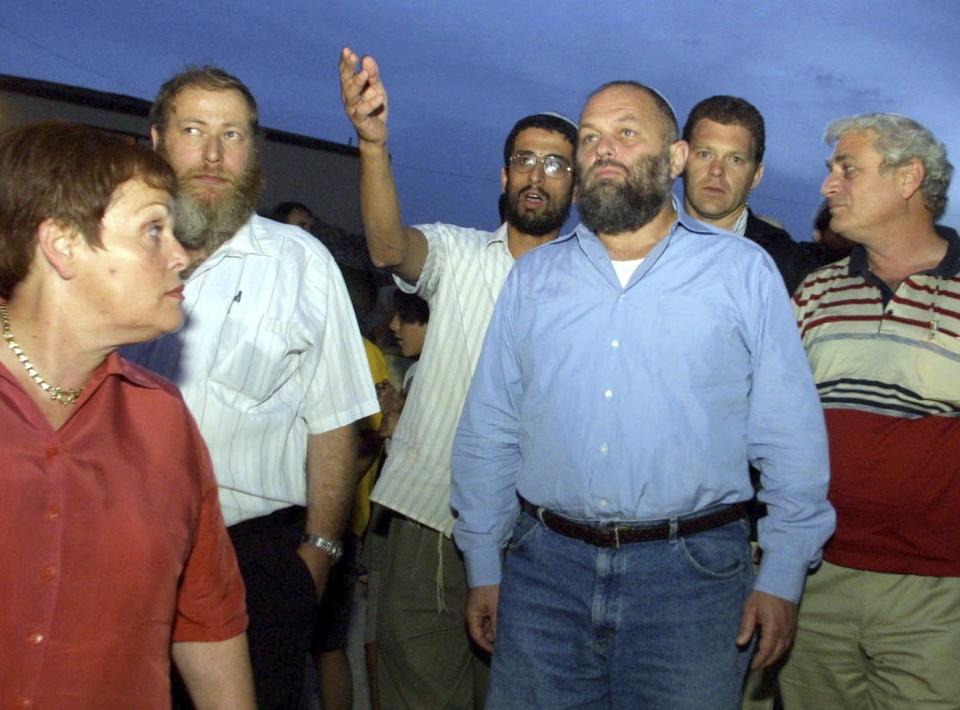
<box><xmin>613</xmin><ymin>525</ymin><xmax>620</xmax><ymax>549</ymax></box>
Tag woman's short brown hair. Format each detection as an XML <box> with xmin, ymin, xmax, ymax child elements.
<box><xmin>0</xmin><ymin>121</ymin><xmax>177</xmax><ymax>298</ymax></box>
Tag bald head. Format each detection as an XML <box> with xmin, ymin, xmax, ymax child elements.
<box><xmin>585</xmin><ymin>81</ymin><xmax>679</xmax><ymax>144</ymax></box>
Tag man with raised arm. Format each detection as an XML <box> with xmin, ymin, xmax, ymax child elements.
<box><xmin>339</xmin><ymin>47</ymin><xmax>577</xmax><ymax>709</ymax></box>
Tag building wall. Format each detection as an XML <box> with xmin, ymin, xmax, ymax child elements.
<box><xmin>0</xmin><ymin>76</ymin><xmax>364</xmax><ymax>235</ymax></box>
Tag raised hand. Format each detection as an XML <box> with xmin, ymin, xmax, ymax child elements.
<box><xmin>339</xmin><ymin>47</ymin><xmax>388</xmax><ymax>146</ymax></box>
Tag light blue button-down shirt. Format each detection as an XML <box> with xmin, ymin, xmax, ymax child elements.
<box><xmin>451</xmin><ymin>211</ymin><xmax>835</xmax><ymax>602</ymax></box>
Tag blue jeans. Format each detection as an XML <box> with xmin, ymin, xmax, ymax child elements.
<box><xmin>486</xmin><ymin>509</ymin><xmax>754</xmax><ymax>710</ymax></box>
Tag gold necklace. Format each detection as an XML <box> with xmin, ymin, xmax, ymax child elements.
<box><xmin>0</xmin><ymin>304</ymin><xmax>83</xmax><ymax>405</ymax></box>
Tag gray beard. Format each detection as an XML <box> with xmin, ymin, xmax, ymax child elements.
<box><xmin>577</xmin><ymin>149</ymin><xmax>673</xmax><ymax>235</ymax></box>
<box><xmin>156</xmin><ymin>137</ymin><xmax>264</xmax><ymax>259</ymax></box>
<box><xmin>174</xmin><ymin>189</ymin><xmax>253</xmax><ymax>254</ymax></box>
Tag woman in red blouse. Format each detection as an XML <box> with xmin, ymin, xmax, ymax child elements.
<box><xmin>0</xmin><ymin>122</ymin><xmax>254</xmax><ymax>709</ymax></box>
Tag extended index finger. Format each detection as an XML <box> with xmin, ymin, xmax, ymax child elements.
<box><xmin>339</xmin><ymin>46</ymin><xmax>359</xmax><ymax>80</ymax></box>
<box><xmin>338</xmin><ymin>47</ymin><xmax>369</xmax><ymax>101</ymax></box>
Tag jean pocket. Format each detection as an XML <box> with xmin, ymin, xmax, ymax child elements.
<box><xmin>676</xmin><ymin>520</ymin><xmax>750</xmax><ymax>579</ymax></box>
<box><xmin>506</xmin><ymin>511</ymin><xmax>541</xmax><ymax>554</ymax></box>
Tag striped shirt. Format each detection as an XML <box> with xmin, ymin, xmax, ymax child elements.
<box><xmin>126</xmin><ymin>214</ymin><xmax>379</xmax><ymax>526</ymax></box>
<box><xmin>793</xmin><ymin>227</ymin><xmax>960</xmax><ymax>575</ymax></box>
<box><xmin>370</xmin><ymin>223</ymin><xmax>514</xmax><ymax>535</ymax></box>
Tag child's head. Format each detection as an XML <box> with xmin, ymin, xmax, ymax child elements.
<box><xmin>389</xmin><ymin>291</ymin><xmax>430</xmax><ymax>358</ymax></box>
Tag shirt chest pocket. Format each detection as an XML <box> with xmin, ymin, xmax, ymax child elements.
<box><xmin>208</xmin><ymin>306</ymin><xmax>302</xmax><ymax>409</ymax></box>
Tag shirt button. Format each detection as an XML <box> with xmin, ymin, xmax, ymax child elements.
<box><xmin>599</xmin><ymin>498</ymin><xmax>608</xmax><ymax>507</ymax></box>
<box><xmin>45</xmin><ymin>447</ymin><xmax>59</xmax><ymax>460</ymax></box>
<box><xmin>604</xmin><ymin>389</ymin><xmax>614</xmax><ymax>399</ymax></box>
<box><xmin>599</xmin><ymin>442</ymin><xmax>609</xmax><ymax>455</ymax></box>
<box><xmin>17</xmin><ymin>698</ymin><xmax>34</xmax><ymax>708</ymax></box>
<box><xmin>611</xmin><ymin>339</ymin><xmax>620</xmax><ymax>348</ymax></box>
<box><xmin>40</xmin><ymin>565</ymin><xmax>56</xmax><ymax>582</ymax></box>
<box><xmin>27</xmin><ymin>633</ymin><xmax>45</xmax><ymax>646</ymax></box>
<box><xmin>47</xmin><ymin>504</ymin><xmax>61</xmax><ymax>519</ymax></box>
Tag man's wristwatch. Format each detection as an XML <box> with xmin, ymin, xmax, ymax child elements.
<box><xmin>300</xmin><ymin>533</ymin><xmax>343</xmax><ymax>563</ymax></box>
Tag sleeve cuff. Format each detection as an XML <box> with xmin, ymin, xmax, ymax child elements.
<box><xmin>464</xmin><ymin>547</ymin><xmax>503</xmax><ymax>588</ymax></box>
<box><xmin>753</xmin><ymin>551</ymin><xmax>810</xmax><ymax>603</ymax></box>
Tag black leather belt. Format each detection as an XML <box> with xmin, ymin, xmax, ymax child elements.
<box><xmin>519</xmin><ymin>498</ymin><xmax>747</xmax><ymax>548</ymax></box>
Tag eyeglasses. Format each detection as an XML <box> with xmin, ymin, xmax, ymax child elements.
<box><xmin>508</xmin><ymin>151</ymin><xmax>573</xmax><ymax>178</ymax></box>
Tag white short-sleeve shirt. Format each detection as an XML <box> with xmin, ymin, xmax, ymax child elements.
<box><xmin>370</xmin><ymin>222</ymin><xmax>514</xmax><ymax>534</ymax></box>
<box><xmin>126</xmin><ymin>214</ymin><xmax>379</xmax><ymax>525</ymax></box>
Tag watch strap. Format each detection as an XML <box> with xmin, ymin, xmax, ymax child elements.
<box><xmin>300</xmin><ymin>533</ymin><xmax>343</xmax><ymax>562</ymax></box>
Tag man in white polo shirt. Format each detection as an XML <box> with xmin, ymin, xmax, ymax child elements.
<box><xmin>339</xmin><ymin>47</ymin><xmax>577</xmax><ymax>708</ymax></box>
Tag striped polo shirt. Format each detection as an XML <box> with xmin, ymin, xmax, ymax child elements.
<box><xmin>793</xmin><ymin>226</ymin><xmax>960</xmax><ymax>576</ymax></box>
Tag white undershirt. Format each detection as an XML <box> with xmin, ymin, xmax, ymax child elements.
<box><xmin>612</xmin><ymin>257</ymin><xmax>645</xmax><ymax>287</ymax></box>
<box><xmin>731</xmin><ymin>206</ymin><xmax>749</xmax><ymax>236</ymax></box>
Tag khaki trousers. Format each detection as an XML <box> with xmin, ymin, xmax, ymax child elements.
<box><xmin>377</xmin><ymin>515</ymin><xmax>489</xmax><ymax>709</ymax></box>
<box><xmin>779</xmin><ymin>560</ymin><xmax>960</xmax><ymax>709</ymax></box>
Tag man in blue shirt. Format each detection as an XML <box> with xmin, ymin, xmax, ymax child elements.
<box><xmin>451</xmin><ymin>81</ymin><xmax>835</xmax><ymax>708</ymax></box>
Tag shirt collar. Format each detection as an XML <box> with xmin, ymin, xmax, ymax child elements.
<box><xmin>109</xmin><ymin>352</ymin><xmax>165</xmax><ymax>390</ymax></box>
<box><xmin>186</xmin><ymin>213</ymin><xmax>260</xmax><ymax>281</ymax></box>
<box><xmin>565</xmin><ymin>195</ymin><xmax>715</xmax><ymax>289</ymax></box>
<box><xmin>570</xmin><ymin>195</ymin><xmax>717</xmax><ymax>248</ymax></box>
<box><xmin>847</xmin><ymin>224</ymin><xmax>960</xmax><ymax>278</ymax></box>
<box><xmin>81</xmin><ymin>352</ymin><xmax>166</xmax><ymax>402</ymax></box>
<box><xmin>0</xmin><ymin>348</ymin><xmax>163</xmax><ymax>425</ymax></box>
<box><xmin>486</xmin><ymin>222</ymin><xmax>510</xmax><ymax>246</ymax></box>
<box><xmin>934</xmin><ymin>225</ymin><xmax>960</xmax><ymax>276</ymax></box>
<box><xmin>674</xmin><ymin>197</ymin><xmax>719</xmax><ymax>235</ymax></box>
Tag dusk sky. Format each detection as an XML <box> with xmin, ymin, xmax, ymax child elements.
<box><xmin>2</xmin><ymin>1</ymin><xmax>958</xmax><ymax>239</ymax></box>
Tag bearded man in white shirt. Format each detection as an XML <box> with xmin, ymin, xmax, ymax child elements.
<box><xmin>126</xmin><ymin>66</ymin><xmax>378</xmax><ymax>710</ymax></box>
<box><xmin>340</xmin><ymin>47</ymin><xmax>577</xmax><ymax>709</ymax></box>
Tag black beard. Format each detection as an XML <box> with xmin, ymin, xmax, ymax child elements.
<box><xmin>504</xmin><ymin>185</ymin><xmax>573</xmax><ymax>237</ymax></box>
<box><xmin>576</xmin><ymin>150</ymin><xmax>673</xmax><ymax>235</ymax></box>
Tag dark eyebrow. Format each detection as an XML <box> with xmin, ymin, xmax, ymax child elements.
<box><xmin>827</xmin><ymin>153</ymin><xmax>852</xmax><ymax>167</ymax></box>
